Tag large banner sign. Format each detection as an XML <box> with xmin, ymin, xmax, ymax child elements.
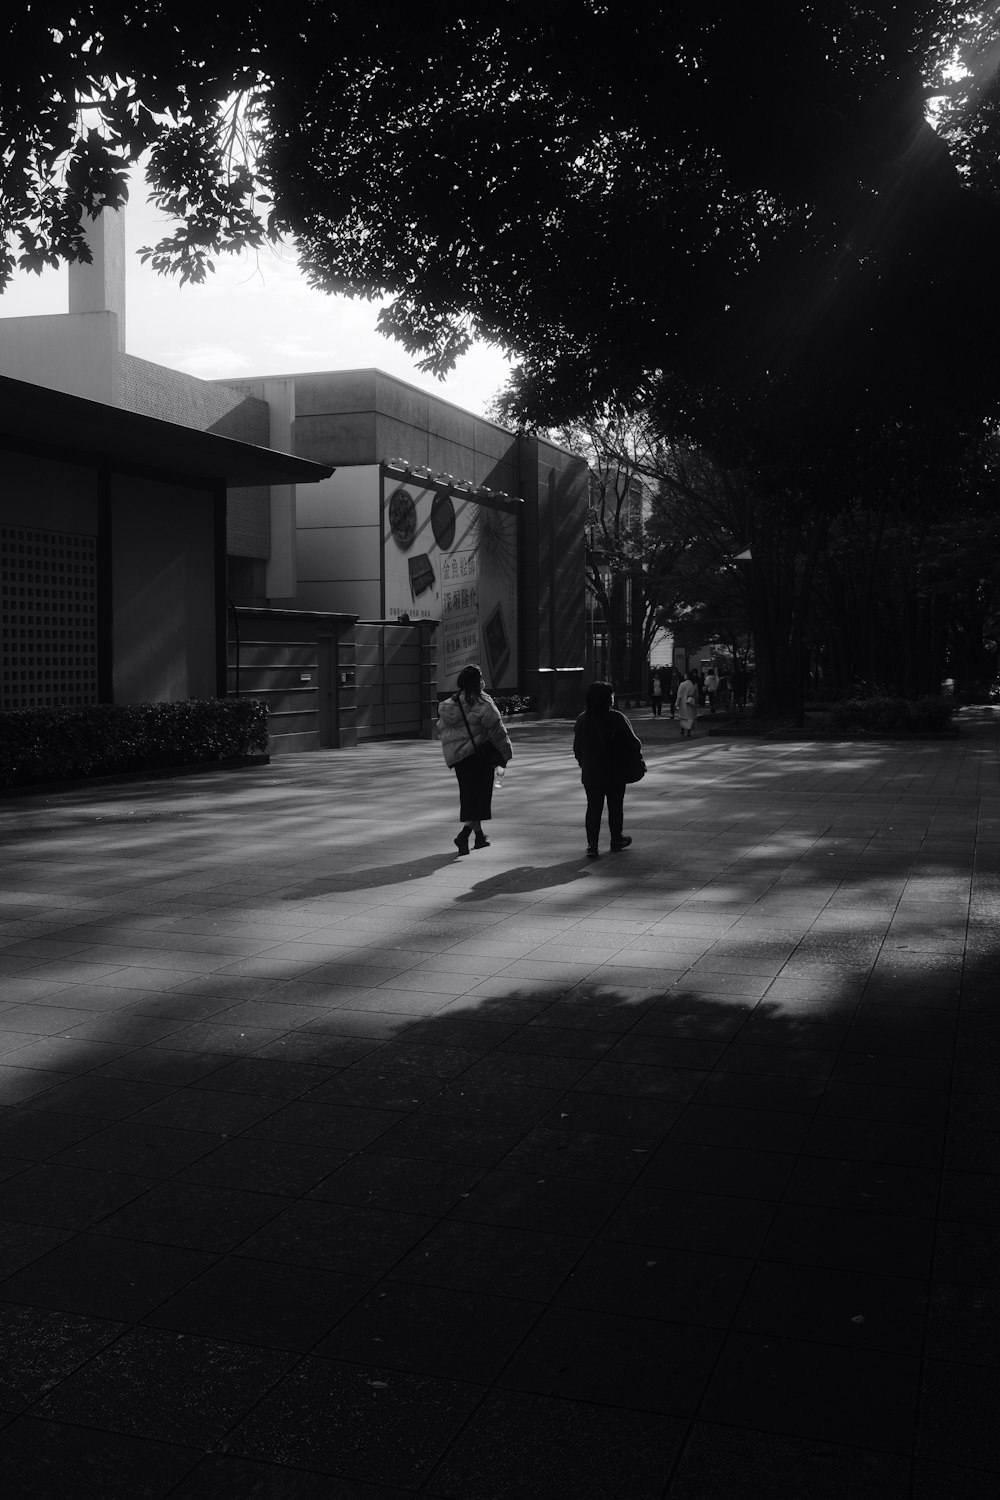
<box><xmin>382</xmin><ymin>478</ymin><xmax>518</xmax><ymax>691</ymax></box>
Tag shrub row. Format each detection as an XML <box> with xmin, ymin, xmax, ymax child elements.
<box><xmin>0</xmin><ymin>698</ymin><xmax>270</xmax><ymax>789</ymax></box>
<box><xmin>491</xmin><ymin>692</ymin><xmax>534</xmax><ymax>715</ymax></box>
<box><xmin>829</xmin><ymin>694</ymin><xmax>954</xmax><ymax>735</ymax></box>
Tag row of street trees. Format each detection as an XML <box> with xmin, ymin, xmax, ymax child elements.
<box><xmin>4</xmin><ymin>3</ymin><xmax>1000</xmax><ymax>710</ymax></box>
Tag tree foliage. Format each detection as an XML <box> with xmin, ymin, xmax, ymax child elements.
<box><xmin>6</xmin><ymin>5</ymin><xmax>999</xmax><ymax>397</ymax></box>
<box><xmin>6</xmin><ymin>2</ymin><xmax>1000</xmax><ymax>708</ymax></box>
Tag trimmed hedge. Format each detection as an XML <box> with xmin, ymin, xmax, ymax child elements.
<box><xmin>0</xmin><ymin>699</ymin><xmax>269</xmax><ymax>789</ymax></box>
<box><xmin>829</xmin><ymin>694</ymin><xmax>954</xmax><ymax>736</ymax></box>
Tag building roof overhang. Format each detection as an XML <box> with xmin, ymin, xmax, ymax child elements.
<box><xmin>0</xmin><ymin>374</ymin><xmax>334</xmax><ymax>487</ymax></box>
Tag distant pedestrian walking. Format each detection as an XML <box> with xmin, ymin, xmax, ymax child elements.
<box><xmin>675</xmin><ymin>671</ymin><xmax>699</xmax><ymax>738</ymax></box>
<box><xmin>437</xmin><ymin>664</ymin><xmax>512</xmax><ymax>854</ymax></box>
<box><xmin>704</xmin><ymin>668</ymin><xmax>719</xmax><ymax>713</ymax></box>
<box><xmin>573</xmin><ymin>681</ymin><xmax>645</xmax><ymax>858</ymax></box>
<box><xmin>650</xmin><ymin>670</ymin><xmax>664</xmax><ymax>716</ymax></box>
<box><xmin>667</xmin><ymin>666</ymin><xmax>681</xmax><ymax>718</ymax></box>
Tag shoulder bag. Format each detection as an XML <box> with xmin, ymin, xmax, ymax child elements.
<box><xmin>456</xmin><ymin>695</ymin><xmax>507</xmax><ymax>769</ymax></box>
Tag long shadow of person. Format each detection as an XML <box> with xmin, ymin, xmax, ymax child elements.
<box><xmin>282</xmin><ymin>852</ymin><xmax>459</xmax><ymax>898</ymax></box>
<box><xmin>454</xmin><ymin>859</ymin><xmax>596</xmax><ymax>904</ymax></box>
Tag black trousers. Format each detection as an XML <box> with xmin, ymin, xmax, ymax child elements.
<box><xmin>583</xmin><ymin>778</ymin><xmax>626</xmax><ymax>846</ymax></box>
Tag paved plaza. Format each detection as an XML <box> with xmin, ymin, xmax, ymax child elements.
<box><xmin>0</xmin><ymin>711</ymin><xmax>998</xmax><ymax>1498</ymax></box>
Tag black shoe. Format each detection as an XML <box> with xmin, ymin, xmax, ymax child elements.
<box><xmin>473</xmin><ymin>832</ymin><xmax>490</xmax><ymax>849</ymax></box>
<box><xmin>586</xmin><ymin>845</ymin><xmax>599</xmax><ymax>858</ymax></box>
<box><xmin>610</xmin><ymin>836</ymin><xmax>632</xmax><ymax>851</ymax></box>
<box><xmin>454</xmin><ymin>829</ymin><xmax>471</xmax><ymax>855</ymax></box>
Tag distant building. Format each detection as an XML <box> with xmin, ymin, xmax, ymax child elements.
<box><xmin>0</xmin><ymin>211</ymin><xmax>589</xmax><ymax>748</ymax></box>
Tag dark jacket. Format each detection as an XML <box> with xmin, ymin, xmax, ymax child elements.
<box><xmin>573</xmin><ymin>708</ymin><xmax>643</xmax><ymax>783</ymax></box>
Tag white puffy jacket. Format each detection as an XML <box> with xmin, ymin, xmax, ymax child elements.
<box><xmin>437</xmin><ymin>692</ymin><xmax>513</xmax><ymax>769</ymax></box>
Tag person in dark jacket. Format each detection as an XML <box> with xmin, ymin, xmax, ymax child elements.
<box><xmin>573</xmin><ymin>680</ymin><xmax>643</xmax><ymax>858</ymax></box>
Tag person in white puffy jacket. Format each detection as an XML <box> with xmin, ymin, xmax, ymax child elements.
<box><xmin>437</xmin><ymin>664</ymin><xmax>513</xmax><ymax>854</ymax></box>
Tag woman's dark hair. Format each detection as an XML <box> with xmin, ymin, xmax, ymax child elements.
<box><xmin>456</xmin><ymin>664</ymin><xmax>484</xmax><ymax>702</ymax></box>
<box><xmin>585</xmin><ymin>680</ymin><xmax>614</xmax><ymax>713</ymax></box>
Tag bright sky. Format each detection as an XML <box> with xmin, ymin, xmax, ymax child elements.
<box><xmin>0</xmin><ymin>175</ymin><xmax>513</xmax><ymax>418</ymax></box>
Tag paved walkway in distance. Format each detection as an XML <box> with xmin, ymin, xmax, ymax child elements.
<box><xmin>0</xmin><ymin>712</ymin><xmax>998</xmax><ymax>1498</ymax></box>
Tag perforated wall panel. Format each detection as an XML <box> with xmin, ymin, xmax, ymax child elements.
<box><xmin>1</xmin><ymin>526</ymin><xmax>99</xmax><ymax>710</ymax></box>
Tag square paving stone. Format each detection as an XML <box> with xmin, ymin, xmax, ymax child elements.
<box><xmin>832</xmin><ymin>1051</ymin><xmax>952</xmax><ymax>1091</ymax></box>
<box><xmin>29</xmin><ymin>1075</ymin><xmax>176</xmax><ymax>1120</ymax></box>
<box><xmin>630</xmin><ymin>1007</ymin><xmax>748</xmax><ymax>1042</ymax></box>
<box><xmin>816</xmin><ymin>1080</ymin><xmax>949</xmax><ymax>1126</ymax></box>
<box><xmin>501</xmin><ymin>1125</ymin><xmax>654</xmax><ymax>1183</ymax></box>
<box><xmin>945</xmin><ymin>1126</ymin><xmax>1000</xmax><ymax>1174</ymax></box>
<box><xmin>537</xmin><ymin>1091</ymin><xmax>680</xmax><ymax>1142</ymax></box>
<box><xmin>916</xmin><ymin>1359</ymin><xmax>1000</xmax><ymax>1470</ymax></box>
<box><xmin>555</xmin><ymin>1239</ymin><xmax>753</xmax><ymax>1327</ymax></box>
<box><xmin>127</xmin><ymin>1089</ymin><xmax>284</xmax><ymax>1134</ymax></box>
<box><xmin>926</xmin><ymin>1283</ymin><xmax>1000</xmax><ymax>1364</ymax></box>
<box><xmin>699</xmin><ymin>1331</ymin><xmax>920</xmax><ymax>1452</ymax></box>
<box><xmin>735</xmin><ymin>1260</ymin><xmax>927</xmax><ymax>1353</ymax></box>
<box><xmin>641</xmin><ymin>1140</ymin><xmax>796</xmax><ymax>1200</ymax></box>
<box><xmin>167</xmin><ymin>1453</ymin><xmax>411</xmax><ymax>1498</ymax></box>
<box><xmin>498</xmin><ymin>1026</ymin><xmax>621</xmax><ymax>1060</ymax></box>
<box><xmin>0</xmin><ymin>1107</ymin><xmax>106</xmax><ymax>1161</ymax></box>
<box><xmin>462</xmin><ymin>1052</ymin><xmax>594</xmax><ymax>1090</ymax></box>
<box><xmin>0</xmin><ymin>1415</ymin><xmax>199</xmax><ymax>1500</ymax></box>
<box><xmin>668</xmin><ymin>1422</ymin><xmax>911</xmax><ymax>1500</ymax></box>
<box><xmin>93</xmin><ymin>1181</ymin><xmax>286</xmax><ymax>1252</ymax></box>
<box><xmin>93</xmin><ymin>1048</ymin><xmax>232</xmax><ymax>1085</ymax></box>
<box><xmin>446</xmin><ymin>1166</ymin><xmax>626</xmax><ymax>1236</ymax></box>
<box><xmin>177</xmin><ymin>1137</ymin><xmax>348</xmax><ymax>1197</ymax></box>
<box><xmin>0</xmin><ymin>1065</ymin><xmax>68</xmax><ymax>1105</ymax></box>
<box><xmin>359</xmin><ymin>1042</ymin><xmax>485</xmax><ymax>1079</ymax></box>
<box><xmin>189</xmin><ymin>1058</ymin><xmax>333</xmax><ymax>1099</ymax></box>
<box><xmin>933</xmin><ymin>1220</ymin><xmax>1000</xmax><ymax>1286</ymax></box>
<box><xmin>785</xmin><ymin>1155</ymin><xmax>941</xmax><ymax>1217</ymax></box>
<box><xmin>0</xmin><ymin>1219</ymin><xmax>73</xmax><ymax>1279</ymax></box>
<box><xmin>369</xmin><ymin>1114</ymin><xmax>528</xmax><ymax>1168</ymax></box>
<box><xmin>800</xmin><ymin>1115</ymin><xmax>946</xmax><ymax>1168</ymax></box>
<box><xmin>600</xmin><ymin>1036</ymin><xmax>728</xmax><ymax>1073</ymax></box>
<box><xmin>146</xmin><ymin>1255</ymin><xmax>372</xmax><ymax>1350</ymax></box>
<box><xmin>693</xmin><ymin>1069</ymin><xmax>824</xmax><ymax>1113</ymax></box>
<box><xmin>238</xmin><ymin>1200</ymin><xmax>435</xmax><ymax>1276</ymax></box>
<box><xmin>254</xmin><ymin>1033</ymin><xmax>392</xmax><ymax>1066</ymax></box>
<box><xmin>425</xmin><ymin>1388</ymin><xmax>683</xmax><ymax>1499</ymax></box>
<box><xmin>668</xmin><ymin>1102</ymin><xmax>812</xmax><ymax>1153</ymax></box>
<box><xmin>911</xmin><ymin>1459</ymin><xmax>1000</xmax><ymax>1499</ymax></box>
<box><xmin>317</xmin><ymin>1281</ymin><xmax>542</xmax><ymax>1381</ymax></box>
<box><xmin>498</xmin><ymin>1305</ymin><xmax>722</xmax><ymax>1415</ymax></box>
<box><xmin>244</xmin><ymin>1101</ymin><xmax>404</xmax><ymax>1152</ymax></box>
<box><xmin>0</xmin><ymin>1232</ymin><xmax>214</xmax><ymax>1320</ymax></box>
<box><xmin>310</xmin><ymin>1154</ymin><xmax>483</xmax><ymax>1215</ymax></box>
<box><xmin>0</xmin><ymin>1163</ymin><xmax>156</xmax><ymax>1230</ymax></box>
<box><xmin>227</xmin><ymin>1356</ymin><xmax>484</xmax><ymax>1488</ymax></box>
<box><xmin>762</xmin><ymin>1200</ymin><xmax>936</xmax><ymax>1277</ymax></box>
<box><xmin>51</xmin><ymin>1121</ymin><xmax>225</xmax><ymax>1178</ymax></box>
<box><xmin>603</xmin><ymin>1185</ymin><xmax>776</xmax><ymax>1257</ymax></box>
<box><xmin>0</xmin><ymin>1303</ymin><xmax>125</xmax><ymax>1410</ymax></box>
<box><xmin>36</xmin><ymin>1325</ymin><xmax>294</xmax><ymax>1447</ymax></box>
<box><xmin>305</xmin><ymin>1070</ymin><xmax>445</xmax><ymax>1112</ymax></box>
<box><xmin>0</xmin><ymin>1037</ymin><xmax>131</xmax><ymax>1073</ymax></box>
<box><xmin>390</xmin><ymin>1219</ymin><xmax>587</xmax><ymax>1300</ymax></box>
<box><xmin>419</xmin><ymin>1079</ymin><xmax>564</xmax><ymax>1128</ymax></box>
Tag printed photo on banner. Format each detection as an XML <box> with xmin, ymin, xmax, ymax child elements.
<box><xmin>381</xmin><ymin>478</ymin><xmax>518</xmax><ymax>691</ymax></box>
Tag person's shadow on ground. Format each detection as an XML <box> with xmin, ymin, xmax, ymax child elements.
<box><xmin>454</xmin><ymin>859</ymin><xmax>595</xmax><ymax>903</ymax></box>
<box><xmin>282</xmin><ymin>852</ymin><xmax>458</xmax><ymax>897</ymax></box>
